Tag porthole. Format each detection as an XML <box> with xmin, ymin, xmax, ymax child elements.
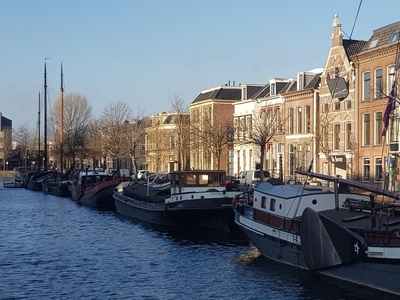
<box><xmin>312</xmin><ymin>199</ymin><xmax>317</xmax><ymax>205</ymax></box>
<box><xmin>279</xmin><ymin>204</ymin><xmax>282</xmax><ymax>210</ymax></box>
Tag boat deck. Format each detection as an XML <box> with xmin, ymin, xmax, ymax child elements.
<box><xmin>122</xmin><ymin>182</ymin><xmax>169</xmax><ymax>203</ymax></box>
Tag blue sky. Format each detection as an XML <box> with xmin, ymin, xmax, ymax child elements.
<box><xmin>1</xmin><ymin>0</ymin><xmax>399</xmax><ymax>129</ymax></box>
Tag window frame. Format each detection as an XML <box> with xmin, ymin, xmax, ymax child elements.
<box><xmin>362</xmin><ymin>157</ymin><xmax>370</xmax><ymax>182</ymax></box>
<box><xmin>363</xmin><ymin>71</ymin><xmax>370</xmax><ymax>101</ymax></box>
<box><xmin>363</xmin><ymin>113</ymin><xmax>371</xmax><ymax>146</ymax></box>
<box><xmin>374</xmin><ymin>68</ymin><xmax>383</xmax><ymax>99</ymax></box>
<box><xmin>374</xmin><ymin>111</ymin><xmax>383</xmax><ymax>145</ymax></box>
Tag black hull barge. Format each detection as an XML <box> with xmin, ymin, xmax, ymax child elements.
<box><xmin>114</xmin><ymin>170</ymin><xmax>241</xmax><ymax>233</ymax></box>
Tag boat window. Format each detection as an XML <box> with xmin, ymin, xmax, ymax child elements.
<box><xmin>261</xmin><ymin>196</ymin><xmax>267</xmax><ymax>209</ymax></box>
<box><xmin>186</xmin><ymin>174</ymin><xmax>197</xmax><ymax>184</ymax></box>
<box><xmin>199</xmin><ymin>174</ymin><xmax>208</xmax><ymax>185</ymax></box>
<box><xmin>208</xmin><ymin>174</ymin><xmax>222</xmax><ymax>186</ymax></box>
<box><xmin>270</xmin><ymin>198</ymin><xmax>276</xmax><ymax>211</ymax></box>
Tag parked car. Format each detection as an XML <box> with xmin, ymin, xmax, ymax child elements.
<box><xmin>225</xmin><ymin>175</ymin><xmax>239</xmax><ymax>191</ymax></box>
<box><xmin>237</xmin><ymin>169</ymin><xmax>270</xmax><ymax>190</ymax></box>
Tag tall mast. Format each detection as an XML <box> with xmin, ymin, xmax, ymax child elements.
<box><xmin>60</xmin><ymin>62</ymin><xmax>64</xmax><ymax>175</ymax></box>
<box><xmin>38</xmin><ymin>91</ymin><xmax>41</xmax><ymax>169</ymax></box>
<box><xmin>44</xmin><ymin>59</ymin><xmax>48</xmax><ymax>168</ymax></box>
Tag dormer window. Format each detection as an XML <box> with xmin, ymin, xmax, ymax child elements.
<box><xmin>369</xmin><ymin>39</ymin><xmax>379</xmax><ymax>49</ymax></box>
<box><xmin>270</xmin><ymin>83</ymin><xmax>276</xmax><ymax>96</ymax></box>
<box><xmin>242</xmin><ymin>86</ymin><xmax>247</xmax><ymax>100</ymax></box>
<box><xmin>297</xmin><ymin>73</ymin><xmax>304</xmax><ymax>90</ymax></box>
<box><xmin>390</xmin><ymin>32</ymin><xmax>399</xmax><ymax>43</ymax></box>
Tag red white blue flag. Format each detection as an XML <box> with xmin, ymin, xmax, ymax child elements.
<box><xmin>382</xmin><ymin>80</ymin><xmax>397</xmax><ymax>136</ymax></box>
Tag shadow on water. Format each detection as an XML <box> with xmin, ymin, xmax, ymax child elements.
<box><xmin>113</xmin><ymin>212</ymin><xmax>249</xmax><ymax>246</ymax></box>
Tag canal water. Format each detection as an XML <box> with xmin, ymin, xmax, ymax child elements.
<box><xmin>0</xmin><ymin>180</ymin><xmax>397</xmax><ymax>300</ymax></box>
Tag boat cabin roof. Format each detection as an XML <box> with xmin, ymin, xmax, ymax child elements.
<box><xmin>77</xmin><ymin>170</ymin><xmax>112</xmax><ymax>185</ymax></box>
<box><xmin>255</xmin><ymin>182</ymin><xmax>333</xmax><ymax>199</ymax></box>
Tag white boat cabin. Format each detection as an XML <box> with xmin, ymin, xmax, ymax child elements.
<box><xmin>168</xmin><ymin>170</ymin><xmax>228</xmax><ymax>201</ymax></box>
<box><xmin>77</xmin><ymin>170</ymin><xmax>113</xmax><ymax>187</ymax></box>
<box><xmin>251</xmin><ymin>182</ymin><xmax>368</xmax><ymax>220</ymax></box>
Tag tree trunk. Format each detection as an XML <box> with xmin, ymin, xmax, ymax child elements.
<box><xmin>259</xmin><ymin>144</ymin><xmax>266</xmax><ymax>181</ymax></box>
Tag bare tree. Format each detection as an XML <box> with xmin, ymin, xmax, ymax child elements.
<box><xmin>85</xmin><ymin>119</ymin><xmax>106</xmax><ymax>170</ymax></box>
<box><xmin>2</xmin><ymin>128</ymin><xmax>12</xmax><ymax>170</ymax></box>
<box><xmin>122</xmin><ymin>108</ymin><xmax>146</xmax><ymax>175</ymax></box>
<box><xmin>49</xmin><ymin>92</ymin><xmax>93</xmax><ymax>168</ymax></box>
<box><xmin>314</xmin><ymin>99</ymin><xmax>336</xmax><ymax>175</ymax></box>
<box><xmin>169</xmin><ymin>95</ymin><xmax>190</xmax><ymax>170</ymax></box>
<box><xmin>100</xmin><ymin>101</ymin><xmax>133</xmax><ymax>170</ymax></box>
<box><xmin>240</xmin><ymin>106</ymin><xmax>286</xmax><ymax>181</ymax></box>
<box><xmin>13</xmin><ymin>122</ymin><xmax>37</xmax><ymax>167</ymax></box>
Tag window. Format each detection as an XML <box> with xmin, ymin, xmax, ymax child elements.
<box><xmin>276</xmin><ymin>106</ymin><xmax>282</xmax><ymax>132</ymax></box>
<box><xmin>345</xmin><ymin>122</ymin><xmax>352</xmax><ymax>151</ymax></box>
<box><xmin>369</xmin><ymin>39</ymin><xmax>379</xmax><ymax>49</ymax></box>
<box><xmin>390</xmin><ymin>32</ymin><xmax>399</xmax><ymax>43</ymax></box>
<box><xmin>288</xmin><ymin>108</ymin><xmax>294</xmax><ymax>134</ymax></box>
<box><xmin>333</xmin><ymin>123</ymin><xmax>340</xmax><ymax>150</ymax></box>
<box><xmin>388</xmin><ymin>66</ymin><xmax>396</xmax><ymax>94</ymax></box>
<box><xmin>298</xmin><ymin>73</ymin><xmax>304</xmax><ymax>89</ymax></box>
<box><xmin>261</xmin><ymin>196</ymin><xmax>267</xmax><ymax>209</ymax></box>
<box><xmin>270</xmin><ymin>198</ymin><xmax>276</xmax><ymax>211</ymax></box>
<box><xmin>227</xmin><ymin>125</ymin><xmax>234</xmax><ymax>142</ymax></box>
<box><xmin>304</xmin><ymin>144</ymin><xmax>311</xmax><ymax>170</ymax></box>
<box><xmin>270</xmin><ymin>83</ymin><xmax>276</xmax><ymax>96</ymax></box>
<box><xmin>375</xmin><ymin>112</ymin><xmax>382</xmax><ymax>145</ymax></box>
<box><xmin>249</xmin><ymin>149</ymin><xmax>252</xmax><ymax>167</ymax></box>
<box><xmin>374</xmin><ymin>157</ymin><xmax>383</xmax><ymax>182</ymax></box>
<box><xmin>169</xmin><ymin>133</ymin><xmax>175</xmax><ymax>149</ymax></box>
<box><xmin>322</xmin><ymin>98</ymin><xmax>329</xmax><ymax>113</ymax></box>
<box><xmin>333</xmin><ymin>99</ymin><xmax>340</xmax><ymax>111</ymax></box>
<box><xmin>363</xmin><ymin>158</ymin><xmax>370</xmax><ymax>182</ymax></box>
<box><xmin>375</xmin><ymin>69</ymin><xmax>383</xmax><ymax>98</ymax></box>
<box><xmin>246</xmin><ymin>116</ymin><xmax>252</xmax><ymax>139</ymax></box>
<box><xmin>289</xmin><ymin>144</ymin><xmax>294</xmax><ymax>176</ymax></box>
<box><xmin>345</xmin><ymin>97</ymin><xmax>352</xmax><ymax>109</ymax></box>
<box><xmin>363</xmin><ymin>72</ymin><xmax>370</xmax><ymax>100</ymax></box>
<box><xmin>296</xmin><ymin>107</ymin><xmax>302</xmax><ymax>133</ymax></box>
<box><xmin>305</xmin><ymin>105</ymin><xmax>311</xmax><ymax>133</ymax></box>
<box><xmin>363</xmin><ymin>114</ymin><xmax>370</xmax><ymax>146</ymax></box>
<box><xmin>322</xmin><ymin>125</ymin><xmax>328</xmax><ymax>149</ymax></box>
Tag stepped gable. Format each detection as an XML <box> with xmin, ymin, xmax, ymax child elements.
<box><xmin>192</xmin><ymin>87</ymin><xmax>241</xmax><ymax>103</ymax></box>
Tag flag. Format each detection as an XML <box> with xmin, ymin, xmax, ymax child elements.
<box><xmin>382</xmin><ymin>80</ymin><xmax>397</xmax><ymax>136</ymax></box>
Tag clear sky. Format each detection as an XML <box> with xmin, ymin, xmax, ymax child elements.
<box><xmin>1</xmin><ymin>0</ymin><xmax>399</xmax><ymax>130</ymax></box>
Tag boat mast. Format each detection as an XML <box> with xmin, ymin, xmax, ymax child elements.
<box><xmin>38</xmin><ymin>91</ymin><xmax>41</xmax><ymax>170</ymax></box>
<box><xmin>60</xmin><ymin>62</ymin><xmax>64</xmax><ymax>175</ymax></box>
<box><xmin>43</xmin><ymin>59</ymin><xmax>48</xmax><ymax>168</ymax></box>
